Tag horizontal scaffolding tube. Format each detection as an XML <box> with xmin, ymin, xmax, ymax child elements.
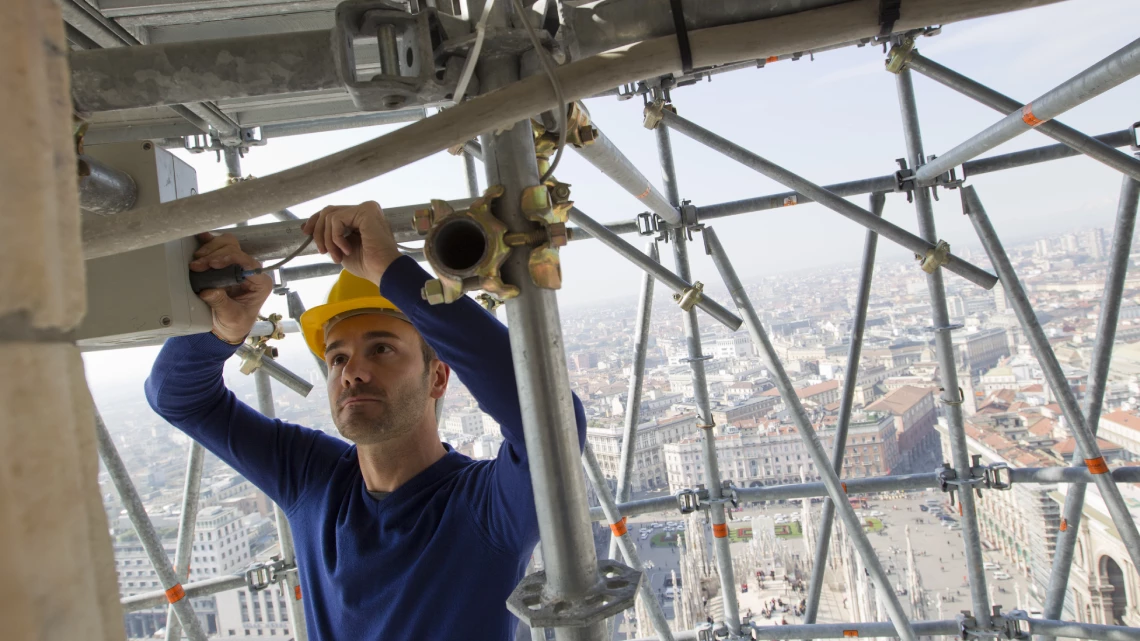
<box><xmin>235</xmin><ymin>346</ymin><xmax>313</xmax><ymax>397</ymax></box>
<box><xmin>567</xmin><ymin>208</ymin><xmax>743</xmax><ymax>330</ymax></box>
<box><xmin>915</xmin><ymin>38</ymin><xmax>1140</xmax><ymax>184</ymax></box>
<box><xmin>587</xmin><ymin>466</ymin><xmax>1140</xmax><ymax>521</ymax></box>
<box><xmin>260</xmin><ymin>110</ymin><xmax>427</xmax><ymax>139</ymax></box>
<box><xmin>658</xmin><ymin>110</ymin><xmax>998</xmax><ymax>290</ymax></box>
<box><xmin>572</xmin><ymin>122</ymin><xmax>680</xmax><ymax>225</ymax></box>
<box><xmin>633</xmin><ymin>618</ymin><xmax>1140</xmax><ymax>641</ymax></box>
<box><xmin>904</xmin><ymin>52</ymin><xmax>1140</xmax><ymax>182</ymax></box>
<box><xmin>121</xmin><ymin>574</ymin><xmax>246</xmax><ymax>612</ymax></box>
<box><xmin>70</xmin><ymin>30</ymin><xmax>340</xmax><ymax>112</ymax></box>
<box><xmin>80</xmin><ymin>0</ymin><xmax>1062</xmax><ymax>258</ymax></box>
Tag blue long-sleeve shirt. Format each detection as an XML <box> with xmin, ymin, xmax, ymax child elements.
<box><xmin>145</xmin><ymin>255</ymin><xmax>587</xmax><ymax>641</ymax></box>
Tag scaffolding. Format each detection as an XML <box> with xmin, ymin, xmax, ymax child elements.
<box><xmin>7</xmin><ymin>1</ymin><xmax>1140</xmax><ymax>640</ymax></box>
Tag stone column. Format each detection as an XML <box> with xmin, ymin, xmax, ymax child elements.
<box><xmin>0</xmin><ymin>2</ymin><xmax>124</xmax><ymax>640</ymax></box>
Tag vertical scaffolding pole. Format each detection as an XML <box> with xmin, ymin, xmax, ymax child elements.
<box><xmin>802</xmin><ymin>192</ymin><xmax>884</xmax><ymax>626</ymax></box>
<box><xmin>163</xmin><ymin>443</ymin><xmax>205</xmax><ymax>641</ymax></box>
<box><xmin>464</xmin><ymin>150</ymin><xmax>480</xmax><ymax>198</ymax></box>
<box><xmin>584</xmin><ymin>443</ymin><xmax>676</xmax><ymax>641</ymax></box>
<box><xmin>894</xmin><ymin>66</ymin><xmax>993</xmax><ymax>626</ymax></box>
<box><xmin>655</xmin><ymin>115</ymin><xmax>742</xmax><ymax>637</ymax></box>
<box><xmin>223</xmin><ymin>147</ymin><xmax>242</xmax><ymax>182</ymax></box>
<box><xmin>1040</xmin><ymin>164</ymin><xmax>1140</xmax><ymax>628</ymax></box>
<box><xmin>93</xmin><ymin>409</ymin><xmax>209</xmax><ymax>641</ymax></box>
<box><xmin>963</xmin><ymin>185</ymin><xmax>1140</xmax><ymax>577</ymax></box>
<box><xmin>478</xmin><ymin>11</ymin><xmax>605</xmax><ymax>638</ymax></box>
<box><xmin>703</xmin><ymin>228</ymin><xmax>917</xmax><ymax>641</ymax></box>
<box><xmin>253</xmin><ymin>368</ymin><xmax>309</xmax><ymax>641</ymax></box>
<box><xmin>608</xmin><ymin>240</ymin><xmax>659</xmax><ymax>561</ymax></box>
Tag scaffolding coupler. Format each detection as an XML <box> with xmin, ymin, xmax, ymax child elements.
<box><xmin>955</xmin><ymin>606</ymin><xmax>1029</xmax><ymax>640</ymax></box>
<box><xmin>505</xmin><ymin>559</ymin><xmax>641</xmax><ymax>628</ymax></box>
<box><xmin>244</xmin><ymin>557</ymin><xmax>296</xmax><ymax>593</ymax></box>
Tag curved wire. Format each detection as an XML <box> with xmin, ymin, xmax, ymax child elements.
<box><xmin>510</xmin><ymin>0</ymin><xmax>566</xmax><ymax>183</ymax></box>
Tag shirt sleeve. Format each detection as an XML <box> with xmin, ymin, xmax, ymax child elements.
<box><xmin>144</xmin><ymin>332</ymin><xmax>351</xmax><ymax>513</ymax></box>
<box><xmin>380</xmin><ymin>256</ymin><xmax>588</xmax><ymax>551</ymax></box>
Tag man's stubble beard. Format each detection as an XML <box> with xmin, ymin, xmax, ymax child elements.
<box><xmin>333</xmin><ymin>373</ymin><xmax>431</xmax><ymax>445</ymax></box>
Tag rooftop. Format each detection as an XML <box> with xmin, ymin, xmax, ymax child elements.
<box><xmin>865</xmin><ymin>385</ymin><xmax>934</xmax><ymax>415</ymax></box>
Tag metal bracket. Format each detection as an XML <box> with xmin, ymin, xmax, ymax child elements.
<box><xmin>506</xmin><ymin>559</ymin><xmax>641</xmax><ymax>628</ymax></box>
<box><xmin>955</xmin><ymin>607</ymin><xmax>1029</xmax><ymax>640</ymax></box>
<box><xmin>183</xmin><ymin>128</ymin><xmax>266</xmax><ymax>155</ymax></box>
<box><xmin>677</xmin><ymin>488</ymin><xmax>702</xmax><ymax>514</ymax></box>
<box><xmin>519</xmin><ymin>183</ymin><xmax>572</xmax><ymax>290</ymax></box>
<box><xmin>238</xmin><ymin>341</ymin><xmax>278</xmax><ymax>375</ymax></box>
<box><xmin>917</xmin><ymin>239</ymin><xmax>952</xmax><ymax>274</ymax></box>
<box><xmin>680</xmin><ymin>202</ymin><xmax>699</xmax><ymax>227</ymax></box>
<box><xmin>984</xmin><ymin>462</ymin><xmax>1013</xmax><ymax>491</ymax></box>
<box><xmin>636</xmin><ymin>211</ymin><xmax>666</xmax><ymax>238</ymax></box>
<box><xmin>673</xmin><ymin>281</ymin><xmax>704</xmax><ymax>311</ymax></box>
<box><xmin>332</xmin><ymin>1</ymin><xmax>463</xmax><ymax>111</ymax></box>
<box><xmin>244</xmin><ymin>557</ymin><xmax>294</xmax><ymax>592</ymax></box>
<box><xmin>419</xmin><ymin>186</ymin><xmax>518</xmax><ymax>304</ymax></box>
<box><xmin>642</xmin><ymin>99</ymin><xmax>676</xmax><ymax>130</ymax></box>
<box><xmin>884</xmin><ymin>35</ymin><xmax>916</xmax><ymax>74</ymax></box>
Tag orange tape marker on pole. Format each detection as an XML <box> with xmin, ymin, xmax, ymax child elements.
<box><xmin>842</xmin><ymin>631</ymin><xmax>859</xmax><ymax>637</ymax></box>
<box><xmin>712</xmin><ymin>523</ymin><xmax>729</xmax><ymax>538</ymax></box>
<box><xmin>610</xmin><ymin>517</ymin><xmax>628</xmax><ymax>537</ymax></box>
<box><xmin>766</xmin><ymin>56</ymin><xmax>779</xmax><ymax>63</ymax></box>
<box><xmin>1021</xmin><ymin>104</ymin><xmax>1045</xmax><ymax>127</ymax></box>
<box><xmin>841</xmin><ymin>482</ymin><xmax>848</xmax><ymax>494</ymax></box>
<box><xmin>636</xmin><ymin>186</ymin><xmax>651</xmax><ymax>200</ymax></box>
<box><xmin>165</xmin><ymin>583</ymin><xmax>186</xmax><ymax>604</ymax></box>
<box><xmin>1059</xmin><ymin>519</ymin><xmax>1068</xmax><ymax>532</ymax></box>
<box><xmin>295</xmin><ymin>585</ymin><xmax>303</xmax><ymax>601</ymax></box>
<box><xmin>1085</xmin><ymin>457</ymin><xmax>1109</xmax><ymax>474</ymax></box>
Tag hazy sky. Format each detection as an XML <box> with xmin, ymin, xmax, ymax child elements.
<box><xmin>85</xmin><ymin>1</ymin><xmax>1140</xmax><ymax>399</ymax></box>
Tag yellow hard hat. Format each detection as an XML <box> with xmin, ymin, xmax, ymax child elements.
<box><xmin>299</xmin><ymin>270</ymin><xmax>408</xmax><ymax>359</ymax></box>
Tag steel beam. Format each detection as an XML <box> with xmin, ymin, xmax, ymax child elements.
<box><xmin>656</xmin><ymin>118</ymin><xmax>741</xmax><ymax>637</ymax></box>
<box><xmin>964</xmin><ymin>185</ymin><xmax>1140</xmax><ymax>586</ymax></box>
<box><xmin>479</xmin><ymin>32</ymin><xmax>606</xmax><ymax>640</ymax></box>
<box><xmin>573</xmin><ymin>122</ymin><xmax>680</xmax><ymax>225</ymax></box>
<box><xmin>163</xmin><ymin>443</ymin><xmax>204</xmax><ymax>641</ymax></box>
<box><xmin>608</xmin><ymin>241</ymin><xmax>658</xmax><ymax>562</ymax></box>
<box><xmin>1040</xmin><ymin>164</ymin><xmax>1139</xmax><ymax>629</ymax></box>
<box><xmin>803</xmin><ymin>192</ymin><xmax>883</xmax><ymax>626</ymax></box>
<box><xmin>70</xmin><ymin>30</ymin><xmax>340</xmax><ymax>113</ymax></box>
<box><xmin>567</xmin><ymin>208</ymin><xmax>742</xmax><ymax>330</ymax></box>
<box><xmin>657</xmin><ymin>109</ymin><xmax>998</xmax><ymax>290</ymax></box>
<box><xmin>895</xmin><ymin>66</ymin><xmax>993</xmax><ymax>627</ymax></box>
<box><xmin>583</xmin><ymin>444</ymin><xmax>673</xmax><ymax>641</ymax></box>
<box><xmin>915</xmin><ymin>38</ymin><xmax>1140</xmax><ymax>185</ymax></box>
<box><xmin>703</xmin><ymin>227</ymin><xmax>916</xmax><ymax>641</ymax></box>
<box><xmin>254</xmin><ymin>369</ymin><xmax>309</xmax><ymax>641</ymax></box>
<box><xmin>903</xmin><ymin>52</ymin><xmax>1140</xmax><ymax>183</ymax></box>
<box><xmin>94</xmin><ymin>409</ymin><xmax>208</xmax><ymax>641</ymax></box>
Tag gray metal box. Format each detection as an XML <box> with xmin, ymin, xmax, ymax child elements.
<box><xmin>76</xmin><ymin>142</ymin><xmax>213</xmax><ymax>350</ymax></box>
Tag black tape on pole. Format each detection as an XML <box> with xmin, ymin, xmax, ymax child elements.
<box><xmin>668</xmin><ymin>0</ymin><xmax>693</xmax><ymax>74</ymax></box>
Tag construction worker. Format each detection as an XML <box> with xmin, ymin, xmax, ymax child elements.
<box><xmin>146</xmin><ymin>201</ymin><xmax>586</xmax><ymax>640</ymax></box>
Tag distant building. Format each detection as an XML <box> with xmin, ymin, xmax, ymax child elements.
<box><xmin>444</xmin><ymin>410</ymin><xmax>484</xmax><ymax>436</ymax></box>
<box><xmin>571</xmin><ymin>352</ymin><xmax>598</xmax><ymax>371</ymax></box>
<box><xmin>587</xmin><ymin>413</ymin><xmax>698</xmax><ymax>492</ymax></box>
<box><xmin>760</xmin><ymin>379</ymin><xmax>841</xmax><ymax>408</ymax></box>
<box><xmin>712</xmin><ymin>395</ymin><xmax>781</xmax><ymax>428</ymax></box>
<box><xmin>952</xmin><ymin>328</ymin><xmax>1010</xmax><ymax>374</ymax></box>
<box><xmin>866</xmin><ymin>385</ymin><xmax>940</xmax><ymax>474</ymax></box>
<box><xmin>1098</xmin><ymin>410</ymin><xmax>1140</xmax><ymax>460</ymax></box>
<box><xmin>947</xmin><ymin>296</ymin><xmax>966</xmax><ymax>319</ymax></box>
<box><xmin>714</xmin><ymin>334</ymin><xmax>754</xmax><ymax>359</ymax></box>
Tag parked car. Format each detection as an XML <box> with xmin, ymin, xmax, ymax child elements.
<box><xmin>983</xmin><ymin>562</ymin><xmax>1001</xmax><ymax>570</ymax></box>
<box><xmin>919</xmin><ymin>505</ymin><xmax>929</xmax><ymax>512</ymax></box>
<box><xmin>993</xmin><ymin>572</ymin><xmax>1012</xmax><ymax>580</ymax></box>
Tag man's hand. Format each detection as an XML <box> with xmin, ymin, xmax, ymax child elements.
<box><xmin>301</xmin><ymin>201</ymin><xmax>401</xmax><ymax>286</ymax></box>
<box><xmin>190</xmin><ymin>232</ymin><xmax>273</xmax><ymax>344</ymax></box>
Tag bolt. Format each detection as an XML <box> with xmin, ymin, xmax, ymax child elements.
<box><xmin>142</xmin><ymin>141</ymin><xmax>153</xmax><ymax>151</ymax></box>
<box><xmin>548</xmin><ymin>223</ymin><xmax>568</xmax><ymax>248</ymax></box>
<box><xmin>578</xmin><ymin>125</ymin><xmax>598</xmax><ymax>145</ymax></box>
<box><xmin>159</xmin><ymin>315</ymin><xmax>172</xmax><ymax>327</ymax></box>
<box><xmin>413</xmin><ymin>208</ymin><xmax>433</xmax><ymax>235</ymax></box>
<box><xmin>421</xmin><ymin>279</ymin><xmax>446</xmax><ymax>305</ymax></box>
<box><xmin>504</xmin><ymin>230</ymin><xmax>547</xmax><ymax>247</ymax></box>
<box><xmin>672</xmin><ymin>293</ymin><xmax>682</xmax><ymax>302</ymax></box>
<box><xmin>551</xmin><ymin>183</ymin><xmax>572</xmax><ymax>203</ymax></box>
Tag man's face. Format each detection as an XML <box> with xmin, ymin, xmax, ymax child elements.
<box><xmin>323</xmin><ymin>313</ymin><xmax>447</xmax><ymax>445</ymax></box>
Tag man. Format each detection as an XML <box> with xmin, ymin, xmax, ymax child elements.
<box><xmin>146</xmin><ymin>201</ymin><xmax>586</xmax><ymax>640</ymax></box>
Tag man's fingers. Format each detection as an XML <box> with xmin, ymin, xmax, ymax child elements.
<box><xmin>312</xmin><ymin>210</ymin><xmax>329</xmax><ymax>255</ymax></box>
<box><xmin>323</xmin><ymin>212</ymin><xmax>343</xmax><ymax>262</ymax></box>
<box><xmin>192</xmin><ymin>232</ymin><xmax>238</xmax><ymax>258</ymax></box>
<box><xmin>191</xmin><ymin>249</ymin><xmax>259</xmax><ymax>271</ymax></box>
<box><xmin>330</xmin><ymin>215</ymin><xmax>354</xmax><ymax>257</ymax></box>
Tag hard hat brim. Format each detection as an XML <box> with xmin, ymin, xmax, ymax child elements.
<box><xmin>299</xmin><ymin>297</ymin><xmax>408</xmax><ymax>359</ymax></box>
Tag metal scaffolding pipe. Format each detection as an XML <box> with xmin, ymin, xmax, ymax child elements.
<box><xmin>1040</xmin><ymin>165</ymin><xmax>1139</xmax><ymax>629</ymax></box>
<box><xmin>479</xmin><ymin>44</ymin><xmax>605</xmax><ymax>640</ymax></box>
<box><xmin>964</xmin><ymin>185</ymin><xmax>1140</xmax><ymax>589</ymax></box>
<box><xmin>78</xmin><ymin>154</ymin><xmax>138</xmax><ymax>215</ymax></box>
<box><xmin>567</xmin><ymin>208</ymin><xmax>742</xmax><ymax>330</ymax></box>
<box><xmin>904</xmin><ymin>52</ymin><xmax>1140</xmax><ymax>183</ymax></box>
<box><xmin>803</xmin><ymin>192</ymin><xmax>883</xmax><ymax>626</ymax></box>
<box><xmin>573</xmin><ymin>122</ymin><xmax>680</xmax><ymax>225</ymax></box>
<box><xmin>260</xmin><ymin>110</ymin><xmax>427</xmax><ymax>139</ymax></box>
<box><xmin>608</xmin><ymin>240</ymin><xmax>658</xmax><ymax>562</ymax></box>
<box><xmin>895</xmin><ymin>66</ymin><xmax>993</xmax><ymax>626</ymax></box>
<box><xmin>583</xmin><ymin>444</ymin><xmax>673</xmax><ymax>641</ymax></box>
<box><xmin>69</xmin><ymin>29</ymin><xmax>340</xmax><ymax>112</ymax></box>
<box><xmin>703</xmin><ymin>227</ymin><xmax>917</xmax><ymax>641</ymax></box>
<box><xmin>657</xmin><ymin>117</ymin><xmax>741</xmax><ymax>636</ymax></box>
<box><xmin>235</xmin><ymin>346</ymin><xmax>313</xmax><ymax>397</ymax></box>
<box><xmin>1009</xmin><ymin>465</ymin><xmax>1140</xmax><ymax>485</ymax></box>
<box><xmin>163</xmin><ymin>443</ymin><xmax>205</xmax><ymax>641</ymax></box>
<box><xmin>1026</xmin><ymin>617</ymin><xmax>1140</xmax><ymax>641</ymax></box>
<box><xmin>657</xmin><ymin>109</ymin><xmax>998</xmax><ymax>290</ymax></box>
<box><xmin>94</xmin><ymin>409</ymin><xmax>208</xmax><ymax>641</ymax></box>
<box><xmin>254</xmin><ymin>369</ymin><xmax>309</xmax><ymax>641</ymax></box>
<box><xmin>915</xmin><ymin>38</ymin><xmax>1140</xmax><ymax>184</ymax></box>
<box><xmin>225</xmin><ymin>199</ymin><xmax>476</xmax><ymax>263</ymax></box>
<box><xmin>464</xmin><ymin>151</ymin><xmax>480</xmax><ymax>198</ymax></box>
<box><xmin>80</xmin><ymin>0</ymin><xmax>1063</xmax><ymax>259</ymax></box>
<box><xmin>121</xmin><ymin>574</ymin><xmax>247</xmax><ymax>612</ymax></box>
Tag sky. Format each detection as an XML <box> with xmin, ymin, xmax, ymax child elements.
<box><xmin>84</xmin><ymin>0</ymin><xmax>1140</xmax><ymax>400</ymax></box>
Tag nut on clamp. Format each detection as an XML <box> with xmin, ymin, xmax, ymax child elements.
<box><xmin>642</xmin><ymin>99</ymin><xmax>676</xmax><ymax>130</ymax></box>
<box><xmin>884</xmin><ymin>35</ymin><xmax>916</xmax><ymax>74</ymax></box>
<box><xmin>519</xmin><ymin>182</ymin><xmax>572</xmax><ymax>290</ymax></box>
<box><xmin>418</xmin><ymin>186</ymin><xmax>519</xmax><ymax>305</ymax></box>
<box><xmin>238</xmin><ymin>314</ymin><xmax>284</xmax><ymax>375</ymax></box>
<box><xmin>917</xmin><ymin>239</ymin><xmax>951</xmax><ymax>274</ymax></box>
<box><xmin>673</xmin><ymin>281</ymin><xmax>704</xmax><ymax>311</ymax></box>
